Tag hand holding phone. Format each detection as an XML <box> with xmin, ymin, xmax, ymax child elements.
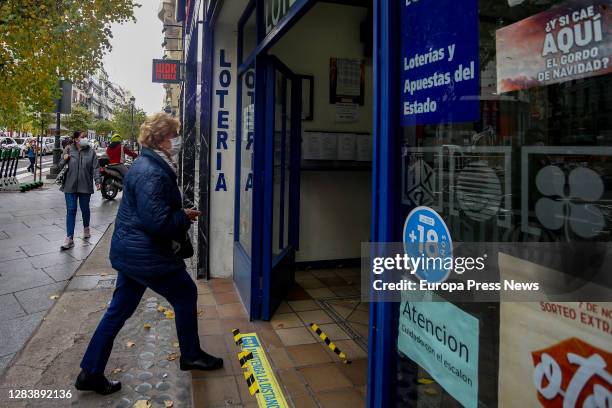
<box><xmin>184</xmin><ymin>208</ymin><xmax>201</xmax><ymax>222</ymax></box>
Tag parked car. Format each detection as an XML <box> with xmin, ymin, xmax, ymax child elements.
<box><xmin>0</xmin><ymin>136</ymin><xmax>18</xmax><ymax>150</ymax></box>
<box><xmin>14</xmin><ymin>138</ymin><xmax>27</xmax><ymax>157</ymax></box>
<box><xmin>40</xmin><ymin>137</ymin><xmax>57</xmax><ymax>155</ymax></box>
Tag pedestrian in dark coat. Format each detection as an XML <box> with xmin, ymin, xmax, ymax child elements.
<box><xmin>75</xmin><ymin>113</ymin><xmax>222</xmax><ymax>396</ymax></box>
<box><xmin>59</xmin><ymin>131</ymin><xmax>101</xmax><ymax>250</ymax></box>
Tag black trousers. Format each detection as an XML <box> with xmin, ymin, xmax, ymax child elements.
<box><xmin>80</xmin><ymin>268</ymin><xmax>201</xmax><ymax>374</ymax></box>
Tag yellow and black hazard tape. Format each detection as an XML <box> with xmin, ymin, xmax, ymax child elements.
<box><xmin>244</xmin><ymin>369</ymin><xmax>260</xmax><ymax>395</ymax></box>
<box><xmin>309</xmin><ymin>323</ymin><xmax>351</xmax><ymax>364</ymax></box>
<box><xmin>238</xmin><ymin>350</ymin><xmax>254</xmax><ymax>368</ymax></box>
<box><xmin>234</xmin><ymin>329</ymin><xmax>259</xmax><ymax>394</ymax></box>
<box><xmin>234</xmin><ymin>329</ymin><xmax>260</xmax><ymax>396</ymax></box>
<box><xmin>232</xmin><ymin>328</ymin><xmax>243</xmax><ymax>346</ymax></box>
<box><xmin>231</xmin><ymin>329</ymin><xmax>289</xmax><ymax>407</ymax></box>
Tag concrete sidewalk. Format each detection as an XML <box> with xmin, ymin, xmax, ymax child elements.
<box><xmin>0</xmin><ymin>184</ymin><xmax>119</xmax><ymax>375</ymax></box>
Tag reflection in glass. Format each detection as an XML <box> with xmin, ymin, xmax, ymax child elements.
<box><xmin>396</xmin><ymin>0</ymin><xmax>612</xmax><ymax>406</ymax></box>
<box><xmin>239</xmin><ymin>68</ymin><xmax>255</xmax><ymax>257</ymax></box>
<box><xmin>242</xmin><ymin>9</ymin><xmax>257</xmax><ymax>63</ymax></box>
<box><xmin>272</xmin><ymin>72</ymin><xmax>286</xmax><ymax>257</ymax></box>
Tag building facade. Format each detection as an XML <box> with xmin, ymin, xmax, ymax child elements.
<box><xmin>177</xmin><ymin>0</ymin><xmax>612</xmax><ymax>406</ymax></box>
<box><xmin>158</xmin><ymin>0</ymin><xmax>184</xmax><ymax>117</ymax></box>
<box><xmin>71</xmin><ymin>68</ymin><xmax>128</xmax><ymax>121</ymax></box>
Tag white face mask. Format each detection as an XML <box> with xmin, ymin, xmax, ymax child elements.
<box><xmin>169</xmin><ymin>136</ymin><xmax>182</xmax><ymax>158</ymax></box>
<box><xmin>79</xmin><ymin>138</ymin><xmax>90</xmax><ymax>147</ymax></box>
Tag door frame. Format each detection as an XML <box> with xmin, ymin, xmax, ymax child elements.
<box><xmin>261</xmin><ymin>55</ymin><xmax>302</xmax><ymax>320</ymax></box>
<box><xmin>233</xmin><ymin>0</ymin><xmax>261</xmax><ymax>319</ymax></box>
<box><xmin>233</xmin><ymin>0</ymin><xmax>311</xmax><ymax>322</ymax></box>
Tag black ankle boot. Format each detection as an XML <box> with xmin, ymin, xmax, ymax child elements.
<box><xmin>179</xmin><ymin>350</ymin><xmax>224</xmax><ymax>371</ymax></box>
<box><xmin>74</xmin><ymin>370</ymin><xmax>121</xmax><ymax>395</ymax></box>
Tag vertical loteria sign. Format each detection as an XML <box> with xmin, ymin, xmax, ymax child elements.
<box><xmin>214</xmin><ymin>50</ymin><xmax>231</xmax><ymax>192</ymax></box>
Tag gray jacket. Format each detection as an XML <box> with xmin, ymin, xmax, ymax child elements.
<box><xmin>59</xmin><ymin>144</ymin><xmax>101</xmax><ymax>194</ymax></box>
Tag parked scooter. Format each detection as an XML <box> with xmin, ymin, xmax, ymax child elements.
<box><xmin>0</xmin><ymin>148</ymin><xmax>21</xmax><ymax>191</ymax></box>
<box><xmin>98</xmin><ymin>154</ymin><xmax>131</xmax><ymax>200</ymax></box>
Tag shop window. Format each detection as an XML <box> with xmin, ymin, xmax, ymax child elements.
<box><xmin>271</xmin><ymin>72</ymin><xmax>292</xmax><ymax>256</ymax></box>
<box><xmin>241</xmin><ymin>9</ymin><xmax>257</xmax><ymax>64</ymax></box>
<box><xmin>395</xmin><ymin>0</ymin><xmax>611</xmax><ymax>406</ymax></box>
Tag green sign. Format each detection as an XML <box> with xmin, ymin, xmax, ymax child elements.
<box><xmin>398</xmin><ymin>298</ymin><xmax>479</xmax><ymax>408</ymax></box>
<box><xmin>264</xmin><ymin>0</ymin><xmax>298</xmax><ymax>34</ymax></box>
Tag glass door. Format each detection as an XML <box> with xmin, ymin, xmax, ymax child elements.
<box><xmin>233</xmin><ymin>65</ymin><xmax>257</xmax><ymax>316</ymax></box>
<box><xmin>261</xmin><ymin>56</ymin><xmax>302</xmax><ymax>320</ymax></box>
<box><xmin>233</xmin><ymin>2</ymin><xmax>259</xmax><ymax>319</ymax></box>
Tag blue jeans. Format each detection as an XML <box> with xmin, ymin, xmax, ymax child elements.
<box><xmin>65</xmin><ymin>193</ymin><xmax>91</xmax><ymax>238</ymax></box>
<box><xmin>80</xmin><ymin>269</ymin><xmax>201</xmax><ymax>374</ymax></box>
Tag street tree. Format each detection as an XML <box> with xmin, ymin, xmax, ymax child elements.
<box><xmin>111</xmin><ymin>102</ymin><xmax>146</xmax><ymax>142</ymax></box>
<box><xmin>63</xmin><ymin>106</ymin><xmax>95</xmax><ymax>134</ymax></box>
<box><xmin>0</xmin><ymin>0</ymin><xmax>139</xmax><ymax>124</ymax></box>
<box><xmin>2</xmin><ymin>102</ymin><xmax>37</xmax><ymax>135</ymax></box>
<box><xmin>93</xmin><ymin>119</ymin><xmax>114</xmax><ymax>138</ymax></box>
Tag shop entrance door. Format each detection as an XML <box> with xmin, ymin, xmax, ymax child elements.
<box><xmin>261</xmin><ymin>56</ymin><xmax>302</xmax><ymax>320</ymax></box>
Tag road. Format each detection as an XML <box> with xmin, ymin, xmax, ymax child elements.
<box><xmin>14</xmin><ymin>154</ymin><xmax>54</xmax><ymax>181</ymax></box>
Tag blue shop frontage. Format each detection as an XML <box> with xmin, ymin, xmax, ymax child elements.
<box><xmin>178</xmin><ymin>0</ymin><xmax>612</xmax><ymax>406</ymax></box>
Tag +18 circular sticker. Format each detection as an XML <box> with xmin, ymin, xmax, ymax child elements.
<box><xmin>403</xmin><ymin>206</ymin><xmax>453</xmax><ymax>283</ymax></box>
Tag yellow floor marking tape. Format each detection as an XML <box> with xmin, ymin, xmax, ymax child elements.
<box><xmin>244</xmin><ymin>369</ymin><xmax>260</xmax><ymax>395</ymax></box>
<box><xmin>232</xmin><ymin>328</ymin><xmax>243</xmax><ymax>346</ymax></box>
<box><xmin>232</xmin><ymin>330</ymin><xmax>289</xmax><ymax>408</ymax></box>
<box><xmin>238</xmin><ymin>350</ymin><xmax>254</xmax><ymax>368</ymax></box>
<box><xmin>309</xmin><ymin>323</ymin><xmax>351</xmax><ymax>364</ymax></box>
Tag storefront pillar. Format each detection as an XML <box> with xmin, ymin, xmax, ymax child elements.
<box><xmin>369</xmin><ymin>0</ymin><xmax>403</xmax><ymax>406</ymax></box>
<box><xmin>182</xmin><ymin>22</ymin><xmax>199</xmax><ymax>208</ymax></box>
<box><xmin>197</xmin><ymin>17</ymin><xmax>214</xmax><ymax>279</ymax></box>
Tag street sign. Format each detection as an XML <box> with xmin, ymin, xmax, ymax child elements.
<box><xmin>58</xmin><ymin>80</ymin><xmax>72</xmax><ymax>114</ymax></box>
<box><xmin>152</xmin><ymin>59</ymin><xmax>182</xmax><ymax>84</ymax></box>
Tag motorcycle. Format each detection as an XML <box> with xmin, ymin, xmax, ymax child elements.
<box><xmin>98</xmin><ymin>154</ymin><xmax>132</xmax><ymax>200</ymax></box>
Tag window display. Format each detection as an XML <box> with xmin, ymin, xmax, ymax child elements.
<box><xmin>396</xmin><ymin>0</ymin><xmax>612</xmax><ymax>406</ymax></box>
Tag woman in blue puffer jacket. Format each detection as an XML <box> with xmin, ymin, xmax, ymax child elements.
<box><xmin>75</xmin><ymin>113</ymin><xmax>223</xmax><ymax>395</ymax></box>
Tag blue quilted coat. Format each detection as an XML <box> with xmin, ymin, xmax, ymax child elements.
<box><xmin>110</xmin><ymin>148</ymin><xmax>191</xmax><ymax>278</ymax></box>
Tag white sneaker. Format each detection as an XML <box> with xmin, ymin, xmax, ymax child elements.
<box><xmin>61</xmin><ymin>237</ymin><xmax>74</xmax><ymax>251</ymax></box>
<box><xmin>84</xmin><ymin>227</ymin><xmax>91</xmax><ymax>239</ymax></box>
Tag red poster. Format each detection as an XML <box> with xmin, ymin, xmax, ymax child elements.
<box><xmin>532</xmin><ymin>337</ymin><xmax>611</xmax><ymax>407</ymax></box>
<box><xmin>499</xmin><ymin>300</ymin><xmax>611</xmax><ymax>406</ymax></box>
<box><xmin>496</xmin><ymin>0</ymin><xmax>612</xmax><ymax>93</ymax></box>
